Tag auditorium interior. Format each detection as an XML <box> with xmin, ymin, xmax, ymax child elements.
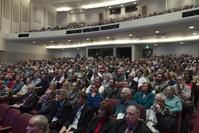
<box><xmin>0</xmin><ymin>0</ymin><xmax>199</xmax><ymax>133</ymax></box>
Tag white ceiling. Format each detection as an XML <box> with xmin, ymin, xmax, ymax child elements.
<box><xmin>33</xmin><ymin>0</ymin><xmax>109</xmax><ymax>8</ymax></box>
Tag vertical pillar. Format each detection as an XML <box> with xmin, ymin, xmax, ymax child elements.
<box><xmin>86</xmin><ymin>47</ymin><xmax>88</xmax><ymax>57</ymax></box>
<box><xmin>131</xmin><ymin>45</ymin><xmax>135</xmax><ymax>61</ymax></box>
<box><xmin>113</xmin><ymin>47</ymin><xmax>116</xmax><ymax>57</ymax></box>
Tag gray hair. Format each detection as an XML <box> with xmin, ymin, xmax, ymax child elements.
<box><xmin>30</xmin><ymin>115</ymin><xmax>48</xmax><ymax>132</ymax></box>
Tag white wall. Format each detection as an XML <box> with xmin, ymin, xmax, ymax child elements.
<box><xmin>140</xmin><ymin>0</ymin><xmax>166</xmax><ymax>15</ymax></box>
<box><xmin>30</xmin><ymin>1</ymin><xmax>56</xmax><ymax>30</ymax></box>
<box><xmin>57</xmin><ymin>12</ymin><xmax>68</xmax><ymax>26</ymax></box>
<box><xmin>153</xmin><ymin>42</ymin><xmax>199</xmax><ymax>57</ymax></box>
<box><xmin>85</xmin><ymin>8</ymin><xmax>105</xmax><ymax>23</ymax></box>
<box><xmin>167</xmin><ymin>0</ymin><xmax>194</xmax><ymax>9</ymax></box>
<box><xmin>0</xmin><ymin>0</ymin><xmax>56</xmax><ymax>62</ymax></box>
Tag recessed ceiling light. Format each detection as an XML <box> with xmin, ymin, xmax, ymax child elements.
<box><xmin>180</xmin><ymin>42</ymin><xmax>184</xmax><ymax>44</ymax></box>
<box><xmin>128</xmin><ymin>34</ymin><xmax>133</xmax><ymax>37</ymax></box>
<box><xmin>155</xmin><ymin>30</ymin><xmax>160</xmax><ymax>34</ymax></box>
<box><xmin>154</xmin><ymin>44</ymin><xmax>158</xmax><ymax>46</ymax></box>
<box><xmin>68</xmin><ymin>40</ymin><xmax>71</xmax><ymax>42</ymax></box>
<box><xmin>86</xmin><ymin>38</ymin><xmax>90</xmax><ymax>41</ymax></box>
<box><xmin>121</xmin><ymin>4</ymin><xmax>123</xmax><ymax>7</ymax></box>
<box><xmin>106</xmin><ymin>36</ymin><xmax>110</xmax><ymax>39</ymax></box>
<box><xmin>50</xmin><ymin>41</ymin><xmax>54</xmax><ymax>43</ymax></box>
<box><xmin>193</xmin><ymin>33</ymin><xmax>197</xmax><ymax>35</ymax></box>
<box><xmin>33</xmin><ymin>41</ymin><xmax>36</xmax><ymax>44</ymax></box>
<box><xmin>161</xmin><ymin>36</ymin><xmax>165</xmax><ymax>38</ymax></box>
<box><xmin>146</xmin><ymin>45</ymin><xmax>149</xmax><ymax>49</ymax></box>
<box><xmin>109</xmin><ymin>6</ymin><xmax>111</xmax><ymax>9</ymax></box>
<box><xmin>189</xmin><ymin>26</ymin><xmax>195</xmax><ymax>29</ymax></box>
<box><xmin>133</xmin><ymin>2</ymin><xmax>137</xmax><ymax>4</ymax></box>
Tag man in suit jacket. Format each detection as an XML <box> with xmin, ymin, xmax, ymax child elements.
<box><xmin>37</xmin><ymin>89</ymin><xmax>57</xmax><ymax>122</ymax></box>
<box><xmin>110</xmin><ymin>105</ymin><xmax>152</xmax><ymax>133</ymax></box>
<box><xmin>59</xmin><ymin>91</ymin><xmax>94</xmax><ymax>133</ymax></box>
<box><xmin>49</xmin><ymin>89</ymin><xmax>73</xmax><ymax>132</ymax></box>
<box><xmin>19</xmin><ymin>86</ymin><xmax>38</xmax><ymax>113</ymax></box>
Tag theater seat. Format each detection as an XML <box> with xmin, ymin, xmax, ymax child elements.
<box><xmin>0</xmin><ymin>104</ymin><xmax>9</xmax><ymax>120</ymax></box>
<box><xmin>0</xmin><ymin>108</ymin><xmax>20</xmax><ymax>132</ymax></box>
<box><xmin>8</xmin><ymin>113</ymin><xmax>33</xmax><ymax>133</ymax></box>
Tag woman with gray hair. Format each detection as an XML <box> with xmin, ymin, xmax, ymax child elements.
<box><xmin>164</xmin><ymin>86</ymin><xmax>182</xmax><ymax>113</ymax></box>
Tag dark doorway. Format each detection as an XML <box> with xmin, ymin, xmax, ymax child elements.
<box><xmin>88</xmin><ymin>48</ymin><xmax>113</xmax><ymax>58</ymax></box>
<box><xmin>116</xmin><ymin>47</ymin><xmax>131</xmax><ymax>59</ymax></box>
<box><xmin>142</xmin><ymin>48</ymin><xmax>153</xmax><ymax>58</ymax></box>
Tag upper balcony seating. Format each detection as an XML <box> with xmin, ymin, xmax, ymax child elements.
<box><xmin>28</xmin><ymin>4</ymin><xmax>197</xmax><ymax>33</ymax></box>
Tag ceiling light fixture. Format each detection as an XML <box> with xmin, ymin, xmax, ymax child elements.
<box><xmin>128</xmin><ymin>34</ymin><xmax>133</xmax><ymax>37</ymax></box>
<box><xmin>46</xmin><ymin>35</ymin><xmax>199</xmax><ymax>49</ymax></box>
<box><xmin>68</xmin><ymin>40</ymin><xmax>71</xmax><ymax>42</ymax></box>
<box><xmin>57</xmin><ymin>7</ymin><xmax>72</xmax><ymax>12</ymax></box>
<box><xmin>106</xmin><ymin>36</ymin><xmax>110</xmax><ymax>39</ymax></box>
<box><xmin>189</xmin><ymin>26</ymin><xmax>195</xmax><ymax>29</ymax></box>
<box><xmin>193</xmin><ymin>33</ymin><xmax>197</xmax><ymax>35</ymax></box>
<box><xmin>155</xmin><ymin>30</ymin><xmax>160</xmax><ymax>34</ymax></box>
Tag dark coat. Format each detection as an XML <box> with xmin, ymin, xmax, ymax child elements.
<box><xmin>37</xmin><ymin>99</ymin><xmax>57</xmax><ymax>122</ymax></box>
<box><xmin>19</xmin><ymin>92</ymin><xmax>38</xmax><ymax>113</ymax></box>
<box><xmin>49</xmin><ymin>99</ymin><xmax>73</xmax><ymax>130</ymax></box>
<box><xmin>109</xmin><ymin>119</ymin><xmax>152</xmax><ymax>133</ymax></box>
<box><xmin>64</xmin><ymin>104</ymin><xmax>94</xmax><ymax>133</ymax></box>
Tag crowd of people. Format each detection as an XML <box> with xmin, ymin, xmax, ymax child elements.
<box><xmin>28</xmin><ymin>4</ymin><xmax>197</xmax><ymax>32</ymax></box>
<box><xmin>0</xmin><ymin>54</ymin><xmax>199</xmax><ymax>133</ymax></box>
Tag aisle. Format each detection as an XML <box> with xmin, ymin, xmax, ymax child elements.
<box><xmin>191</xmin><ymin>109</ymin><xmax>199</xmax><ymax>133</ymax></box>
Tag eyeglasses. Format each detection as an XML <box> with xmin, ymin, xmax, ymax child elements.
<box><xmin>125</xmin><ymin>112</ymin><xmax>137</xmax><ymax>116</ymax></box>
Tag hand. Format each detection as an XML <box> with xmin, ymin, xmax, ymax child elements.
<box><xmin>91</xmin><ymin>92</ymin><xmax>96</xmax><ymax>97</ymax></box>
<box><xmin>59</xmin><ymin>126</ymin><xmax>67</xmax><ymax>133</ymax></box>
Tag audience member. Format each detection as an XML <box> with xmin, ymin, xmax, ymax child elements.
<box><xmin>26</xmin><ymin>115</ymin><xmax>49</xmax><ymax>133</ymax></box>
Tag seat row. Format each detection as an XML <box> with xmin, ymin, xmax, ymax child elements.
<box><xmin>0</xmin><ymin>104</ymin><xmax>32</xmax><ymax>133</ymax></box>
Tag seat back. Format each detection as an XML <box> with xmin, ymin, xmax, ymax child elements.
<box><xmin>0</xmin><ymin>104</ymin><xmax>9</xmax><ymax>119</ymax></box>
<box><xmin>12</xmin><ymin>113</ymin><xmax>33</xmax><ymax>133</ymax></box>
<box><xmin>2</xmin><ymin>108</ymin><xmax>20</xmax><ymax>127</ymax></box>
